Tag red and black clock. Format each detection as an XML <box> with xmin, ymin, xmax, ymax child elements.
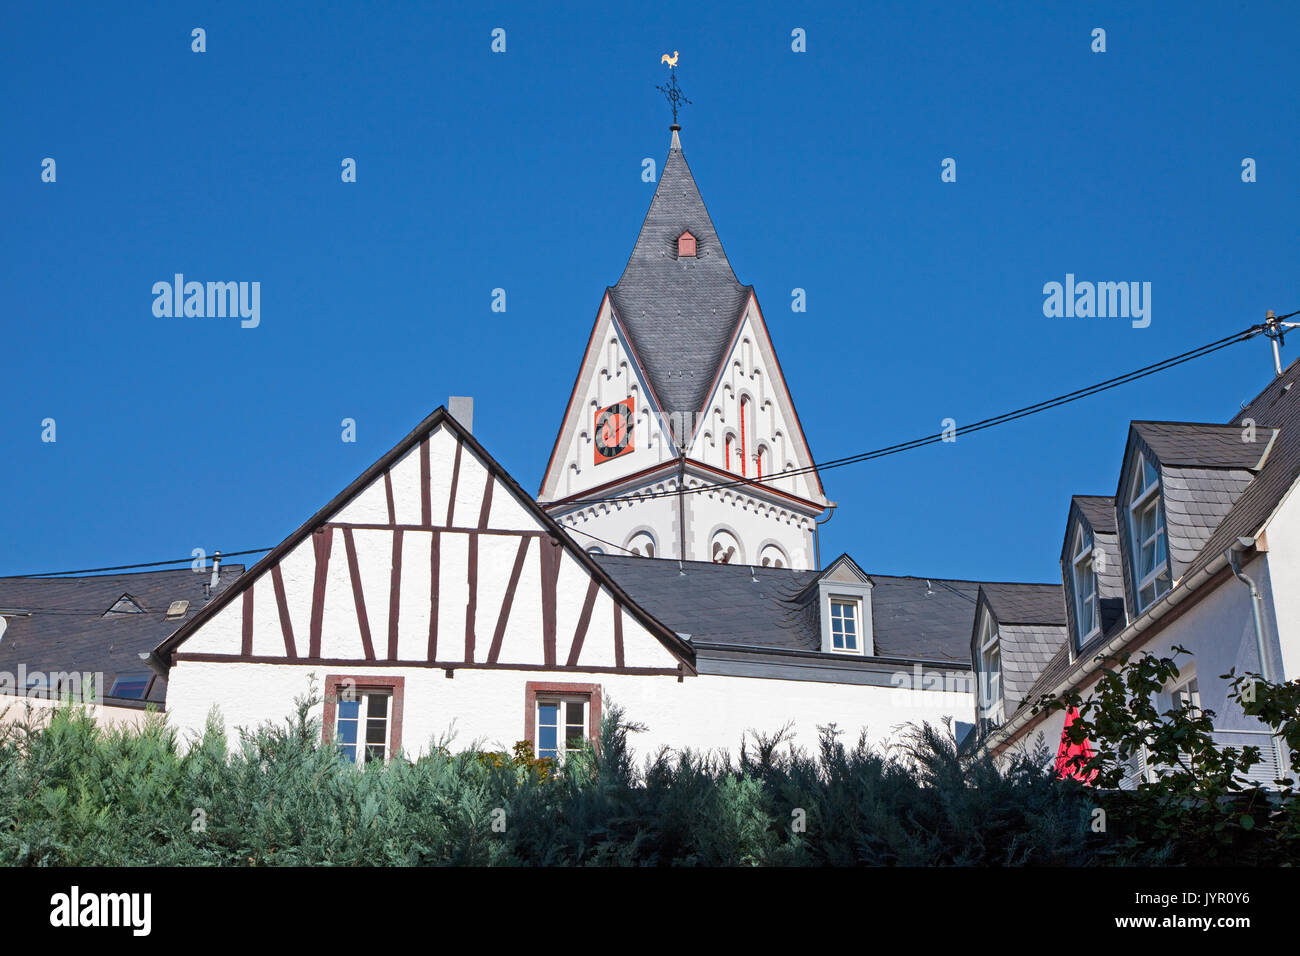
<box><xmin>594</xmin><ymin>397</ymin><xmax>635</xmax><ymax>464</ymax></box>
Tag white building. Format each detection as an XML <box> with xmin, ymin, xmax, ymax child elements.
<box><xmin>147</xmin><ymin>127</ymin><xmax>989</xmax><ymax>761</ymax></box>
<box><xmin>977</xmin><ymin>366</ymin><xmax>1300</xmax><ymax>785</ymax></box>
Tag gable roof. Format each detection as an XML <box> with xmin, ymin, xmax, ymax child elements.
<box><xmin>977</xmin><ymin>582</ymin><xmax>1067</xmax><ymax>626</ymax></box>
<box><xmin>1072</xmin><ymin>495</ymin><xmax>1117</xmax><ymax>534</ymax></box>
<box><xmin>1130</xmin><ymin>421</ymin><xmax>1275</xmax><ymax>470</ymax></box>
<box><xmin>154</xmin><ymin>407</ymin><xmax>694</xmax><ymax>668</ymax></box>
<box><xmin>594</xmin><ymin>554</ymin><xmax>1040</xmax><ymax>665</ymax></box>
<box><xmin>1173</xmin><ymin>355</ymin><xmax>1300</xmax><ymax>580</ymax></box>
<box><xmin>607</xmin><ymin>129</ymin><xmax>752</xmax><ymax>421</ymax></box>
<box><xmin>0</xmin><ymin>565</ymin><xmax>245</xmax><ymax>703</ymax></box>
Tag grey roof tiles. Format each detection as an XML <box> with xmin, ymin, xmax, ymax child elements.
<box><xmin>594</xmin><ymin>554</ymin><xmax>1023</xmax><ymax>665</ymax></box>
<box><xmin>0</xmin><ymin>566</ymin><xmax>245</xmax><ymax>703</ymax></box>
<box><xmin>1131</xmin><ymin>421</ymin><xmax>1273</xmax><ymax>469</ymax></box>
<box><xmin>608</xmin><ymin>134</ymin><xmax>752</xmax><ymax>421</ymax></box>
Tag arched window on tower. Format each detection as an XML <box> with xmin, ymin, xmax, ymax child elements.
<box><xmin>739</xmin><ymin>397</ymin><xmax>751</xmax><ymax>477</ymax></box>
<box><xmin>759</xmin><ymin>544</ymin><xmax>788</xmax><ymax>569</ymax></box>
<box><xmin>711</xmin><ymin>529</ymin><xmax>742</xmax><ymax>565</ymax></box>
<box><xmin>625</xmin><ymin>531</ymin><xmax>656</xmax><ymax>558</ymax></box>
<box><xmin>756</xmin><ymin>444</ymin><xmax>770</xmax><ymax>480</ymax></box>
<box><xmin>724</xmin><ymin>434</ymin><xmax>735</xmax><ymax>472</ymax></box>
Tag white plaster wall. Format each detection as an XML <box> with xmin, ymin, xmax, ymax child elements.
<box><xmin>166</xmin><ymin>660</ymin><xmax>973</xmax><ymax>760</ymax></box>
<box><xmin>542</xmin><ymin>302</ymin><xmax>678</xmax><ymax>501</ymax></box>
<box><xmin>684</xmin><ymin>475</ymin><xmax>817</xmax><ymax>568</ymax></box>
<box><xmin>0</xmin><ymin>694</ymin><xmax>154</xmax><ymax>731</ymax></box>
<box><xmin>1002</xmin><ymin>552</ymin><xmax>1282</xmax><ymax>767</ymax></box>
<box><xmin>688</xmin><ymin>304</ymin><xmax>823</xmax><ymax>506</ymax></box>
<box><xmin>1260</xmin><ymin>482</ymin><xmax>1300</xmax><ymax>681</ymax></box>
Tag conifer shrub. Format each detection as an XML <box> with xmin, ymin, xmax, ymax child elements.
<box><xmin>0</xmin><ymin>655</ymin><xmax>1293</xmax><ymax>866</ymax></box>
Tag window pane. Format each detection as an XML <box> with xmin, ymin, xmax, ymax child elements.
<box><xmin>367</xmin><ymin>694</ymin><xmax>388</xmax><ymax>719</ymax></box>
<box><xmin>339</xmin><ymin>700</ymin><xmax>360</xmax><ymax>720</ymax></box>
<box><xmin>337</xmin><ymin>718</ymin><xmax>358</xmax><ymax>746</ymax></box>
<box><xmin>565</xmin><ymin>701</ymin><xmax>584</xmax><ymax>726</ymax></box>
<box><xmin>538</xmin><ymin>702</ymin><xmax>559</xmax><ymax>759</ymax></box>
<box><xmin>538</xmin><ymin>725</ymin><xmax>558</xmax><ymax>758</ymax></box>
<box><xmin>366</xmin><ymin>718</ymin><xmax>387</xmax><ymax>746</ymax></box>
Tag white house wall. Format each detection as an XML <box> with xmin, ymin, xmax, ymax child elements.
<box><xmin>1259</xmin><ymin>481</ymin><xmax>1300</xmax><ymax>681</ymax></box>
<box><xmin>169</xmin><ymin>420</ymin><xmax>688</xmax><ymax>676</ymax></box>
<box><xmin>165</xmin><ymin>659</ymin><xmax>973</xmax><ymax>759</ymax></box>
<box><xmin>1000</xmin><ymin>552</ymin><xmax>1283</xmax><ymax>766</ymax></box>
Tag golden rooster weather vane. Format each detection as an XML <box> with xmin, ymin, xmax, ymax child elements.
<box><xmin>656</xmin><ymin>50</ymin><xmax>690</xmax><ymax>127</ymax></box>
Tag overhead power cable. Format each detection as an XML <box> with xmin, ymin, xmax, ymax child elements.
<box><xmin>4</xmin><ymin>322</ymin><xmax>1276</xmax><ymax>578</ymax></box>
<box><xmin>562</xmin><ymin>323</ymin><xmax>1267</xmax><ymax>507</ymax></box>
<box><xmin>6</xmin><ymin>548</ymin><xmax>274</xmax><ymax>579</ymax></box>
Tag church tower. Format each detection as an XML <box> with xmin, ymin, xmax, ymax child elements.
<box><xmin>537</xmin><ymin>126</ymin><xmax>829</xmax><ymax>569</ymax></box>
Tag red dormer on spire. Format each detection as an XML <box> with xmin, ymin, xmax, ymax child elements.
<box><xmin>677</xmin><ymin>230</ymin><xmax>696</xmax><ymax>258</ymax></box>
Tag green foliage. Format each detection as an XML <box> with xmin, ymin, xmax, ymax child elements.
<box><xmin>1031</xmin><ymin>646</ymin><xmax>1300</xmax><ymax>864</ymax></box>
<box><xmin>0</xmin><ymin>667</ymin><xmax>1292</xmax><ymax>866</ymax></box>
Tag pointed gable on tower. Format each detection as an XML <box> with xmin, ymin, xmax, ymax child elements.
<box><xmin>608</xmin><ymin>128</ymin><xmax>752</xmax><ymax>424</ymax></box>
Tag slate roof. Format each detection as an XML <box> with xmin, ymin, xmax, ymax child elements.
<box><xmin>594</xmin><ymin>554</ymin><xmax>1031</xmax><ymax>665</ymax></box>
<box><xmin>969</xmin><ymin>583</ymin><xmax>1067</xmax><ymax>716</ymax></box>
<box><xmin>1073</xmin><ymin>495</ymin><xmax>1117</xmax><ymax>534</ymax></box>
<box><xmin>1005</xmin><ymin>358</ymin><xmax>1300</xmax><ymax>727</ymax></box>
<box><xmin>608</xmin><ymin>130</ymin><xmax>752</xmax><ymax>421</ymax></box>
<box><xmin>0</xmin><ymin>566</ymin><xmax>245</xmax><ymax>704</ymax></box>
<box><xmin>999</xmin><ymin>624</ymin><xmax>1068</xmax><ymax>715</ymax></box>
<box><xmin>1161</xmin><ymin>466</ymin><xmax>1256</xmax><ymax>573</ymax></box>
<box><xmin>1179</xmin><ymin>357</ymin><xmax>1300</xmax><ymax>580</ymax></box>
<box><xmin>1131</xmin><ymin>421</ymin><xmax>1273</xmax><ymax>469</ymax></box>
<box><xmin>978</xmin><ymin>583</ymin><xmax>1067</xmax><ymax>626</ymax></box>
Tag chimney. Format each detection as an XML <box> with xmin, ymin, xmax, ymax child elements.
<box><xmin>209</xmin><ymin>551</ymin><xmax>222</xmax><ymax>592</ymax></box>
<box><xmin>449</xmin><ymin>396</ymin><xmax>474</xmax><ymax>434</ymax></box>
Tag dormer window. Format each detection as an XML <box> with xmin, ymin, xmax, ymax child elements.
<box><xmin>978</xmin><ymin>613</ymin><xmax>1002</xmax><ymax>720</ymax></box>
<box><xmin>829</xmin><ymin>599</ymin><xmax>860</xmax><ymax>652</ymax></box>
<box><xmin>1128</xmin><ymin>453</ymin><xmax>1170</xmax><ymax>610</ymax></box>
<box><xmin>677</xmin><ymin>230</ymin><xmax>696</xmax><ymax>257</ymax></box>
<box><xmin>1071</xmin><ymin>525</ymin><xmax>1099</xmax><ymax>644</ymax></box>
<box><xmin>815</xmin><ymin>557</ymin><xmax>874</xmax><ymax>656</ymax></box>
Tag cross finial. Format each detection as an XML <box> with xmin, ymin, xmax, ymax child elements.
<box><xmin>656</xmin><ymin>51</ymin><xmax>691</xmax><ymax>128</ymax></box>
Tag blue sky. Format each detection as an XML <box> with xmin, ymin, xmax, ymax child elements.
<box><xmin>2</xmin><ymin>1</ymin><xmax>1297</xmax><ymax>582</ymax></box>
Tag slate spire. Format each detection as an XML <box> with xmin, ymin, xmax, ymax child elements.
<box><xmin>608</xmin><ymin>128</ymin><xmax>751</xmax><ymax>423</ymax></box>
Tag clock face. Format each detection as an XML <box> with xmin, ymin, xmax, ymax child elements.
<box><xmin>594</xmin><ymin>397</ymin><xmax>635</xmax><ymax>464</ymax></box>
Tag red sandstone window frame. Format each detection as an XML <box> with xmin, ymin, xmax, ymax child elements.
<box><xmin>322</xmin><ymin>674</ymin><xmax>406</xmax><ymax>761</ymax></box>
<box><xmin>524</xmin><ymin>681</ymin><xmax>602</xmax><ymax>758</ymax></box>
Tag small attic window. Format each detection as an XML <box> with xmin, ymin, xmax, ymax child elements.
<box><xmin>104</xmin><ymin>593</ymin><xmax>145</xmax><ymax>616</ymax></box>
<box><xmin>677</xmin><ymin>231</ymin><xmax>697</xmax><ymax>258</ymax></box>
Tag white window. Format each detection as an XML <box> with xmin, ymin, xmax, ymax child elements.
<box><xmin>829</xmin><ymin>598</ymin><xmax>860</xmax><ymax>652</ymax></box>
<box><xmin>1168</xmin><ymin>676</ymin><xmax>1201</xmax><ymax>715</ymax></box>
<box><xmin>336</xmin><ymin>690</ymin><xmax>392</xmax><ymax>767</ymax></box>
<box><xmin>536</xmin><ymin>698</ymin><xmax>587</xmax><ymax>762</ymax></box>
<box><xmin>1071</xmin><ymin>525</ymin><xmax>1099</xmax><ymax>643</ymax></box>
<box><xmin>978</xmin><ymin>613</ymin><xmax>1002</xmax><ymax>717</ymax></box>
<box><xmin>1128</xmin><ymin>453</ymin><xmax>1170</xmax><ymax>610</ymax></box>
